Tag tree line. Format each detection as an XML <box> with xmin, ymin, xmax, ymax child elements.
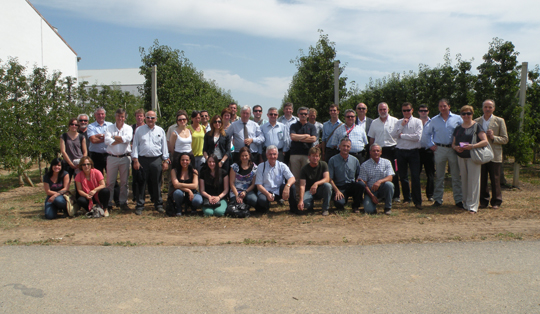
<box><xmin>284</xmin><ymin>33</ymin><xmax>540</xmax><ymax>164</ymax></box>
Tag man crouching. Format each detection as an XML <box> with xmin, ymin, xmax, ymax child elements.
<box><xmin>298</xmin><ymin>147</ymin><xmax>332</xmax><ymax>216</ymax></box>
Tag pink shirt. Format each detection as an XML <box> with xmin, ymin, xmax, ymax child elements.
<box><xmin>75</xmin><ymin>168</ymin><xmax>104</xmax><ymax>209</ymax></box>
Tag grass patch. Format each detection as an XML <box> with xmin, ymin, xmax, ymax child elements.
<box><xmin>243</xmin><ymin>238</ymin><xmax>277</xmax><ymax>245</ymax></box>
<box><xmin>4</xmin><ymin>238</ymin><xmax>61</xmax><ymax>246</ymax></box>
<box><xmin>0</xmin><ymin>169</ymin><xmax>43</xmax><ymax>192</ymax></box>
<box><xmin>496</xmin><ymin>232</ymin><xmax>523</xmax><ymax>240</ymax></box>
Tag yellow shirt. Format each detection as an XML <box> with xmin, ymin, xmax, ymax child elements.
<box><xmin>188</xmin><ymin>125</ymin><xmax>205</xmax><ymax>157</ymax></box>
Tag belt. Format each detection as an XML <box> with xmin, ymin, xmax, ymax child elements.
<box><xmin>109</xmin><ymin>153</ymin><xmax>130</xmax><ymax>158</ymax></box>
<box><xmin>434</xmin><ymin>143</ymin><xmax>451</xmax><ymax>148</ymax></box>
<box><xmin>396</xmin><ymin>148</ymin><xmax>419</xmax><ymax>151</ymax></box>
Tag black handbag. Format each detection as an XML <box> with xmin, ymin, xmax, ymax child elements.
<box><xmin>226</xmin><ymin>199</ymin><xmax>250</xmax><ymax>218</ymax></box>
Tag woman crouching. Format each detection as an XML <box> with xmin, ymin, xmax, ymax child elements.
<box><xmin>199</xmin><ymin>155</ymin><xmax>229</xmax><ymax>216</ymax></box>
<box><xmin>74</xmin><ymin>156</ymin><xmax>111</xmax><ymax>217</ymax></box>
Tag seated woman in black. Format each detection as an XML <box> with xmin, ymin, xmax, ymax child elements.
<box><xmin>170</xmin><ymin>153</ymin><xmax>203</xmax><ymax>216</ymax></box>
<box><xmin>199</xmin><ymin>155</ymin><xmax>229</xmax><ymax>216</ymax></box>
<box><xmin>43</xmin><ymin>158</ymin><xmax>70</xmax><ymax>219</ymax></box>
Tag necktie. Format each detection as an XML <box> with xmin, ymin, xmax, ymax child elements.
<box><xmin>243</xmin><ymin>122</ymin><xmax>249</xmax><ymax>149</ymax></box>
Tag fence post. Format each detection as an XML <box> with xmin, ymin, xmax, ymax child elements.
<box><xmin>513</xmin><ymin>61</ymin><xmax>528</xmax><ymax>187</ymax></box>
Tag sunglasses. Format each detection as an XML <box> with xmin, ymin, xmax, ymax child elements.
<box><xmin>461</xmin><ymin>112</ymin><xmax>473</xmax><ymax>116</ymax></box>
<box><xmin>214</xmin><ymin>120</ymin><xmax>222</xmax><ymax>124</ymax></box>
<box><xmin>70</xmin><ymin>123</ymin><xmax>79</xmax><ymax>126</ymax></box>
<box><xmin>81</xmin><ymin>163</ymin><xmax>91</xmax><ymax>167</ymax></box>
<box><xmin>402</xmin><ymin>109</ymin><xmax>412</xmax><ymax>112</ymax></box>
<box><xmin>268</xmin><ymin>113</ymin><xmax>278</xmax><ymax>116</ymax></box>
<box><xmin>253</xmin><ymin>110</ymin><xmax>262</xmax><ymax>113</ymax></box>
<box><xmin>418</xmin><ymin>110</ymin><xmax>428</xmax><ymax>113</ymax></box>
<box><xmin>356</xmin><ymin>107</ymin><xmax>367</xmax><ymax>111</ymax></box>
<box><xmin>177</xmin><ymin>118</ymin><xmax>187</xmax><ymax>121</ymax></box>
<box><xmin>346</xmin><ymin>116</ymin><xmax>355</xmax><ymax>118</ymax></box>
<box><xmin>78</xmin><ymin>119</ymin><xmax>88</xmax><ymax>122</ymax></box>
<box><xmin>298</xmin><ymin>113</ymin><xmax>308</xmax><ymax>116</ymax></box>
<box><xmin>146</xmin><ymin>116</ymin><xmax>156</xmax><ymax>119</ymax></box>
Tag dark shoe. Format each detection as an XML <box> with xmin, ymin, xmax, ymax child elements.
<box><xmin>479</xmin><ymin>204</ymin><xmax>488</xmax><ymax>209</ymax></box>
<box><xmin>135</xmin><ymin>208</ymin><xmax>143</xmax><ymax>215</ymax></box>
<box><xmin>403</xmin><ymin>200</ymin><xmax>412</xmax><ymax>204</ymax></box>
<box><xmin>278</xmin><ymin>199</ymin><xmax>285</xmax><ymax>206</ymax></box>
<box><xmin>415</xmin><ymin>204</ymin><xmax>422</xmax><ymax>210</ymax></box>
<box><xmin>352</xmin><ymin>208</ymin><xmax>360</xmax><ymax>213</ymax></box>
<box><xmin>384</xmin><ymin>209</ymin><xmax>392</xmax><ymax>215</ymax></box>
<box><xmin>455</xmin><ymin>202</ymin><xmax>464</xmax><ymax>209</ymax></box>
<box><xmin>156</xmin><ymin>206</ymin><xmax>165</xmax><ymax>213</ymax></box>
<box><xmin>120</xmin><ymin>204</ymin><xmax>130</xmax><ymax>211</ymax></box>
<box><xmin>432</xmin><ymin>201</ymin><xmax>442</xmax><ymax>207</ymax></box>
<box><xmin>427</xmin><ymin>197</ymin><xmax>434</xmax><ymax>202</ymax></box>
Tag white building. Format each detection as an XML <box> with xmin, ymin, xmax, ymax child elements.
<box><xmin>0</xmin><ymin>0</ymin><xmax>78</xmax><ymax>78</ymax></box>
<box><xmin>79</xmin><ymin>68</ymin><xmax>145</xmax><ymax>96</ymax></box>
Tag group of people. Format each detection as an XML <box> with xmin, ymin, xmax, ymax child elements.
<box><xmin>43</xmin><ymin>99</ymin><xmax>508</xmax><ymax>219</ymax></box>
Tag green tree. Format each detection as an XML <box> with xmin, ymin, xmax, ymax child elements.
<box><xmin>283</xmin><ymin>30</ymin><xmax>347</xmax><ymax>122</ymax></box>
<box><xmin>139</xmin><ymin>40</ymin><xmax>235</xmax><ymax>128</ymax></box>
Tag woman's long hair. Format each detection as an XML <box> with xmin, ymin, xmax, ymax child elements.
<box><xmin>209</xmin><ymin>114</ymin><xmax>226</xmax><ymax>136</ymax></box>
<box><xmin>238</xmin><ymin>146</ymin><xmax>253</xmax><ymax>168</ymax></box>
<box><xmin>174</xmin><ymin>152</ymin><xmax>195</xmax><ymax>180</ymax></box>
<box><xmin>47</xmin><ymin>158</ymin><xmax>63</xmax><ymax>178</ymax></box>
<box><xmin>206</xmin><ymin>154</ymin><xmax>222</xmax><ymax>187</ymax></box>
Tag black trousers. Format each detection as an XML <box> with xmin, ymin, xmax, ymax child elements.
<box><xmin>419</xmin><ymin>148</ymin><xmax>435</xmax><ymax>199</ymax></box>
<box><xmin>381</xmin><ymin>146</ymin><xmax>400</xmax><ymax>199</ymax></box>
<box><xmin>396</xmin><ymin>148</ymin><xmax>422</xmax><ymax>205</ymax></box>
<box><xmin>136</xmin><ymin>156</ymin><xmax>164</xmax><ymax>209</ymax></box>
<box><xmin>76</xmin><ymin>188</ymin><xmax>110</xmax><ymax>211</ymax></box>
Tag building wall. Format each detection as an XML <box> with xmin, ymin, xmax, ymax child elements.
<box><xmin>0</xmin><ymin>0</ymin><xmax>78</xmax><ymax>78</ymax></box>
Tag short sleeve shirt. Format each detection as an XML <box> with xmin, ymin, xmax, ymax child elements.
<box><xmin>300</xmin><ymin>161</ymin><xmax>328</xmax><ymax>190</ymax></box>
<box><xmin>289</xmin><ymin>121</ymin><xmax>317</xmax><ymax>155</ymax></box>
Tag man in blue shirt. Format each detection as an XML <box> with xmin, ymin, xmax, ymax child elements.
<box><xmin>422</xmin><ymin>99</ymin><xmax>463</xmax><ymax>208</ymax></box>
<box><xmin>260</xmin><ymin>107</ymin><xmax>289</xmax><ymax>162</ymax></box>
<box><xmin>255</xmin><ymin>145</ymin><xmax>297</xmax><ymax>214</ymax></box>
<box><xmin>328</xmin><ymin>137</ymin><xmax>365</xmax><ymax>213</ymax></box>
<box><xmin>226</xmin><ymin>105</ymin><xmax>265</xmax><ymax>164</ymax></box>
<box><xmin>328</xmin><ymin>109</ymin><xmax>368</xmax><ymax>164</ymax></box>
<box><xmin>321</xmin><ymin>104</ymin><xmax>342</xmax><ymax>162</ymax></box>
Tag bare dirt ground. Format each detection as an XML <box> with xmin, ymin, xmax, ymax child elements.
<box><xmin>1</xmin><ymin>171</ymin><xmax>539</xmax><ymax>246</ymax></box>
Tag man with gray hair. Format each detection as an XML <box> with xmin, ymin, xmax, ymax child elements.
<box><xmin>328</xmin><ymin>108</ymin><xmax>368</xmax><ymax>164</ymax></box>
<box><xmin>255</xmin><ymin>145</ymin><xmax>297</xmax><ymax>214</ymax></box>
<box><xmin>77</xmin><ymin>113</ymin><xmax>90</xmax><ymax>151</ymax></box>
<box><xmin>358</xmin><ymin>144</ymin><xmax>395</xmax><ymax>215</ymax></box>
<box><xmin>261</xmin><ymin>107</ymin><xmax>289</xmax><ymax>162</ymax></box>
<box><xmin>226</xmin><ymin>105</ymin><xmax>265</xmax><ymax>163</ymax></box>
<box><xmin>87</xmin><ymin>107</ymin><xmax>113</xmax><ymax>173</ymax></box>
<box><xmin>289</xmin><ymin>106</ymin><xmax>317</xmax><ymax>192</ymax></box>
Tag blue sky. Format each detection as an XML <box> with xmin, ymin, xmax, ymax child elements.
<box><xmin>32</xmin><ymin>0</ymin><xmax>540</xmax><ymax>112</ymax></box>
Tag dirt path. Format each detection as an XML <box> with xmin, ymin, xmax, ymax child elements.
<box><xmin>1</xmin><ymin>182</ymin><xmax>539</xmax><ymax>246</ymax></box>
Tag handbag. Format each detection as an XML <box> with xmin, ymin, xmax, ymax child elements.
<box><xmin>203</xmin><ymin>198</ymin><xmax>221</xmax><ymax>208</ymax></box>
<box><xmin>226</xmin><ymin>198</ymin><xmax>250</xmax><ymax>218</ymax></box>
<box><xmin>470</xmin><ymin>124</ymin><xmax>494</xmax><ymax>165</ymax></box>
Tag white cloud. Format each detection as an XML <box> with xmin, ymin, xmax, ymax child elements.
<box><xmin>203</xmin><ymin>69</ymin><xmax>290</xmax><ymax>100</ymax></box>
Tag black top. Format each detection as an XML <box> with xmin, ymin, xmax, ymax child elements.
<box><xmin>43</xmin><ymin>171</ymin><xmax>68</xmax><ymax>192</ymax></box>
<box><xmin>300</xmin><ymin>161</ymin><xmax>328</xmax><ymax>190</ymax></box>
<box><xmin>203</xmin><ymin>132</ymin><xmax>231</xmax><ymax>159</ymax></box>
<box><xmin>200</xmin><ymin>168</ymin><xmax>228</xmax><ymax>197</ymax></box>
<box><xmin>453</xmin><ymin>123</ymin><xmax>484</xmax><ymax>158</ymax></box>
<box><xmin>289</xmin><ymin>121</ymin><xmax>317</xmax><ymax>155</ymax></box>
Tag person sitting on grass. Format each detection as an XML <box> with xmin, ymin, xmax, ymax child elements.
<box><xmin>170</xmin><ymin>153</ymin><xmax>203</xmax><ymax>216</ymax></box>
<box><xmin>74</xmin><ymin>156</ymin><xmax>111</xmax><ymax>217</ymax></box>
<box><xmin>43</xmin><ymin>158</ymin><xmax>70</xmax><ymax>219</ymax></box>
<box><xmin>199</xmin><ymin>155</ymin><xmax>229</xmax><ymax>217</ymax></box>
<box><xmin>298</xmin><ymin>147</ymin><xmax>332</xmax><ymax>216</ymax></box>
<box><xmin>358</xmin><ymin>144</ymin><xmax>395</xmax><ymax>215</ymax></box>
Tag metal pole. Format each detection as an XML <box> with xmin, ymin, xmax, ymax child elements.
<box><xmin>513</xmin><ymin>61</ymin><xmax>527</xmax><ymax>187</ymax></box>
<box><xmin>151</xmin><ymin>65</ymin><xmax>158</xmax><ymax>113</ymax></box>
<box><xmin>334</xmin><ymin>61</ymin><xmax>339</xmax><ymax>106</ymax></box>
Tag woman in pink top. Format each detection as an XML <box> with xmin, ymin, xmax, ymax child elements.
<box><xmin>74</xmin><ymin>156</ymin><xmax>111</xmax><ymax>216</ymax></box>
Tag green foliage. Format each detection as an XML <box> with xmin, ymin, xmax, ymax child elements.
<box><xmin>283</xmin><ymin>30</ymin><xmax>347</xmax><ymax>122</ymax></box>
<box><xmin>139</xmin><ymin>39</ymin><xmax>235</xmax><ymax>128</ymax></box>
<box><xmin>346</xmin><ymin>38</ymin><xmax>537</xmax><ymax>164</ymax></box>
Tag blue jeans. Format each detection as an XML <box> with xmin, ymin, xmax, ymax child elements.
<box><xmin>44</xmin><ymin>195</ymin><xmax>67</xmax><ymax>219</ymax></box>
<box><xmin>303</xmin><ymin>182</ymin><xmax>332</xmax><ymax>211</ymax></box>
<box><xmin>172</xmin><ymin>190</ymin><xmax>203</xmax><ymax>214</ymax></box>
<box><xmin>363</xmin><ymin>182</ymin><xmax>394</xmax><ymax>214</ymax></box>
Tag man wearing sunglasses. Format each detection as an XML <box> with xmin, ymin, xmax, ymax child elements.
<box><xmin>77</xmin><ymin>113</ymin><xmax>90</xmax><ymax>151</ymax></box>
<box><xmin>422</xmin><ymin>99</ymin><xmax>463</xmax><ymax>208</ymax></box>
<box><xmin>261</xmin><ymin>107</ymin><xmax>289</xmax><ymax>162</ymax></box>
<box><xmin>289</xmin><ymin>107</ymin><xmax>317</xmax><ymax>193</ymax></box>
<box><xmin>252</xmin><ymin>105</ymin><xmax>267</xmax><ymax>126</ymax></box>
<box><xmin>355</xmin><ymin>103</ymin><xmax>373</xmax><ymax>158</ymax></box>
<box><xmin>132</xmin><ymin>111</ymin><xmax>170</xmax><ymax>215</ymax></box>
<box><xmin>391</xmin><ymin>102</ymin><xmax>423</xmax><ymax>209</ymax></box>
<box><xmin>200</xmin><ymin>110</ymin><xmax>211</xmax><ymax>133</ymax></box>
<box><xmin>418</xmin><ymin>104</ymin><xmax>435</xmax><ymax>202</ymax></box>
<box><xmin>327</xmin><ymin>109</ymin><xmax>368</xmax><ymax>164</ymax></box>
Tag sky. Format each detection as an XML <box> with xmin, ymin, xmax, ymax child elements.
<box><xmin>32</xmin><ymin>0</ymin><xmax>540</xmax><ymax>113</ymax></box>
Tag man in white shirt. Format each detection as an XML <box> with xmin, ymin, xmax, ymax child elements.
<box><xmin>391</xmin><ymin>102</ymin><xmax>423</xmax><ymax>209</ymax></box>
<box><xmin>368</xmin><ymin>102</ymin><xmax>400</xmax><ymax>202</ymax></box>
<box><xmin>132</xmin><ymin>111</ymin><xmax>170</xmax><ymax>215</ymax></box>
<box><xmin>104</xmin><ymin>109</ymin><xmax>133</xmax><ymax>211</ymax></box>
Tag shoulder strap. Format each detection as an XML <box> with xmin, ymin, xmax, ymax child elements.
<box><xmin>328</xmin><ymin>123</ymin><xmax>345</xmax><ymax>142</ymax></box>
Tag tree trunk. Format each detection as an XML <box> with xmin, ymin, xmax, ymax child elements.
<box><xmin>23</xmin><ymin>171</ymin><xmax>34</xmax><ymax>187</ymax></box>
<box><xmin>38</xmin><ymin>155</ymin><xmax>43</xmax><ymax>182</ymax></box>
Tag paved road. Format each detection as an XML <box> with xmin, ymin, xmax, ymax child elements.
<box><xmin>1</xmin><ymin>241</ymin><xmax>539</xmax><ymax>313</ymax></box>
